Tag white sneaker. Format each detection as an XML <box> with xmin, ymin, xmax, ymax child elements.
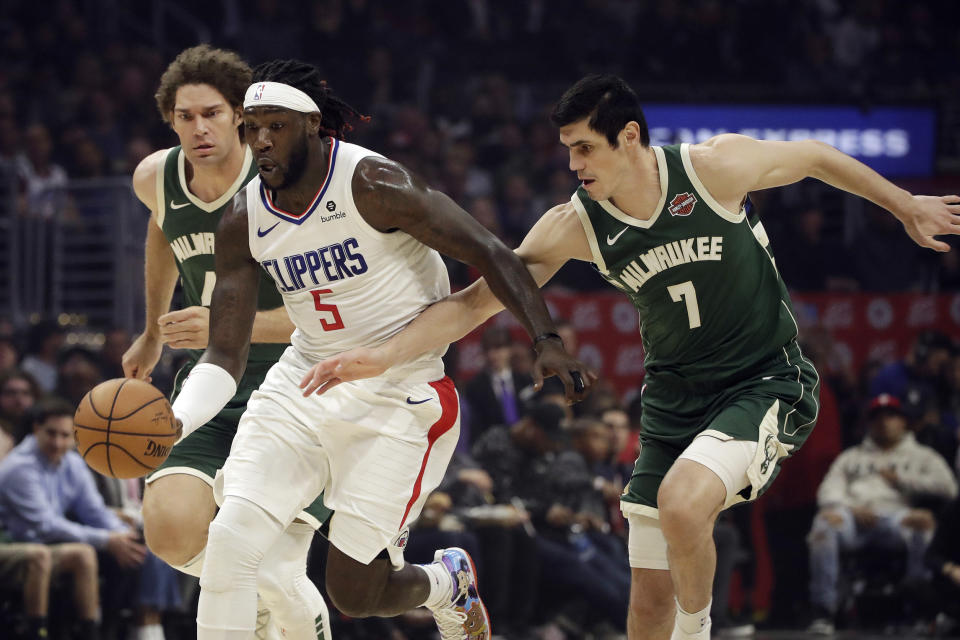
<box><xmin>807</xmin><ymin>618</ymin><xmax>835</xmax><ymax>635</ymax></box>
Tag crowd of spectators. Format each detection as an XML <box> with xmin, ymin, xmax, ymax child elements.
<box><xmin>1</xmin><ymin>0</ymin><xmax>960</xmax><ymax>639</ymax></box>
<box><xmin>1</xmin><ymin>0</ymin><xmax>959</xmax><ymax>293</ymax></box>
<box><xmin>0</xmin><ymin>326</ymin><xmax>183</xmax><ymax>640</ymax></box>
<box><xmin>0</xmin><ymin>312</ymin><xmax>958</xmax><ymax>639</ymax></box>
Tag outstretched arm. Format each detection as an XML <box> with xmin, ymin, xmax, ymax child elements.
<box><xmin>692</xmin><ymin>134</ymin><xmax>960</xmax><ymax>251</ymax></box>
<box><xmin>353</xmin><ymin>156</ymin><xmax>561</xmax><ymax>340</ymax></box>
<box><xmin>170</xmin><ymin>193</ymin><xmax>260</xmax><ymax>439</ymax></box>
<box><xmin>300</xmin><ymin>202</ymin><xmax>597</xmax><ymax>396</ymax></box>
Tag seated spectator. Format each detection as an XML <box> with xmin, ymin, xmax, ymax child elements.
<box><xmin>806</xmin><ymin>393</ymin><xmax>959</xmax><ymax>634</ymax></box>
<box><xmin>0</xmin><ymin>369</ymin><xmax>41</xmax><ymax>456</ymax></box>
<box><xmin>99</xmin><ymin>327</ymin><xmax>132</xmax><ymax>380</ymax></box>
<box><xmin>0</xmin><ymin>541</ymin><xmax>98</xmax><ymax>640</ymax></box>
<box><xmin>870</xmin><ymin>330</ymin><xmax>954</xmax><ymax>400</ymax></box>
<box><xmin>95</xmin><ymin>474</ymin><xmax>181</xmax><ymax>640</ymax></box>
<box><xmin>0</xmin><ymin>335</ymin><xmax>20</xmax><ymax>372</ymax></box>
<box><xmin>570</xmin><ymin>417</ymin><xmax>623</xmax><ymax>529</ymax></box>
<box><xmin>463</xmin><ymin>327</ymin><xmax>533</xmax><ymax>443</ymax></box>
<box><xmin>437</xmin><ymin>450</ymin><xmax>538</xmax><ymax>637</ymax></box>
<box><xmin>473</xmin><ymin>403</ymin><xmax>629</xmax><ymax>634</ymax></box>
<box><xmin>20</xmin><ymin>321</ymin><xmax>65</xmax><ymax>393</ymax></box>
<box><xmin>903</xmin><ymin>380</ymin><xmax>958</xmax><ymax>468</ymax></box>
<box><xmin>0</xmin><ymin>399</ymin><xmax>151</xmax><ymax>640</ymax></box>
<box><xmin>15</xmin><ymin>124</ymin><xmax>68</xmax><ymax>221</ymax></box>
<box><xmin>925</xmin><ymin>497</ymin><xmax>960</xmax><ymax>634</ymax></box>
<box><xmin>55</xmin><ymin>346</ymin><xmax>104</xmax><ymax>407</ymax></box>
<box><xmin>601</xmin><ymin>403</ymin><xmax>634</xmax><ymax>469</ymax></box>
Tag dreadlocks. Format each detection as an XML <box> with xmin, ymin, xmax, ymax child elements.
<box><xmin>252</xmin><ymin>60</ymin><xmax>369</xmax><ymax>139</ymax></box>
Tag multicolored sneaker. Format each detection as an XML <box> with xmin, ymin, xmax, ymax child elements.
<box><xmin>431</xmin><ymin>547</ymin><xmax>491</xmax><ymax>640</ymax></box>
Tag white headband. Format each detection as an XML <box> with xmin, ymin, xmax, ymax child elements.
<box><xmin>244</xmin><ymin>81</ymin><xmax>320</xmax><ymax>113</ymax></box>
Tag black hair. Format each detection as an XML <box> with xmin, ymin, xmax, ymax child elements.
<box><xmin>56</xmin><ymin>346</ymin><xmax>101</xmax><ymax>368</ymax></box>
<box><xmin>252</xmin><ymin>59</ymin><xmax>370</xmax><ymax>139</ymax></box>
<box><xmin>29</xmin><ymin>397</ymin><xmax>75</xmax><ymax>427</ymax></box>
<box><xmin>550</xmin><ymin>74</ymin><xmax>649</xmax><ymax>149</ymax></box>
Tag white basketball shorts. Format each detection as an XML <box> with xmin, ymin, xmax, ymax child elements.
<box><xmin>215</xmin><ymin>347</ymin><xmax>460</xmax><ymax>568</ymax></box>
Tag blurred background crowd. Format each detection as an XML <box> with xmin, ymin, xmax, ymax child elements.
<box><xmin>1</xmin><ymin>1</ymin><xmax>959</xmax><ymax>639</ymax></box>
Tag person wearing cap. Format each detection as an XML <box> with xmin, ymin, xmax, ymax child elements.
<box><xmin>806</xmin><ymin>393</ymin><xmax>958</xmax><ymax>634</ymax></box>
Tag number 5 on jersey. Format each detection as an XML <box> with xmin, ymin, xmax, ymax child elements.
<box><xmin>310</xmin><ymin>289</ymin><xmax>345</xmax><ymax>331</ymax></box>
<box><xmin>668</xmin><ymin>280</ymin><xmax>702</xmax><ymax>329</ymax></box>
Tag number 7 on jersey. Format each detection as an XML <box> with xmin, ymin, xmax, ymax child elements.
<box><xmin>667</xmin><ymin>281</ymin><xmax>702</xmax><ymax>329</ymax></box>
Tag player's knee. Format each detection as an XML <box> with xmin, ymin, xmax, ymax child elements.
<box><xmin>657</xmin><ymin>493</ymin><xmax>703</xmax><ymax>544</ymax></box>
<box><xmin>57</xmin><ymin>543</ymin><xmax>98</xmax><ymax>574</ymax></box>
<box><xmin>143</xmin><ymin>495</ymin><xmax>208</xmax><ymax>565</ymax></box>
<box><xmin>74</xmin><ymin>543</ymin><xmax>98</xmax><ymax>573</ymax></box>
<box><xmin>657</xmin><ymin>481</ymin><xmax>717</xmax><ymax>545</ymax></box>
<box><xmin>200</xmin><ymin>517</ymin><xmax>266</xmax><ymax>593</ymax></box>
<box><xmin>24</xmin><ymin>544</ymin><xmax>52</xmax><ymax>574</ymax></box>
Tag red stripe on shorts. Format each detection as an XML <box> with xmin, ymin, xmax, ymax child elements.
<box><xmin>398</xmin><ymin>377</ymin><xmax>459</xmax><ymax>529</ymax></box>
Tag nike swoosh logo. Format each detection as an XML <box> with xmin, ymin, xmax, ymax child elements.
<box><xmin>406</xmin><ymin>397</ymin><xmax>431</xmax><ymax>405</ymax></box>
<box><xmin>169</xmin><ymin>200</ymin><xmax>191</xmax><ymax>209</ymax></box>
<box><xmin>606</xmin><ymin>226</ymin><xmax>629</xmax><ymax>245</ymax></box>
<box><xmin>257</xmin><ymin>221</ymin><xmax>281</xmax><ymax>237</ymax></box>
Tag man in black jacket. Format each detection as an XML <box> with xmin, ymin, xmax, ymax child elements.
<box><xmin>463</xmin><ymin>327</ymin><xmax>533</xmax><ymax>443</ymax></box>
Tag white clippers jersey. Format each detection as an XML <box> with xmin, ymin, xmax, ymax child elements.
<box><xmin>245</xmin><ymin>138</ymin><xmax>450</xmax><ymax>382</ymax></box>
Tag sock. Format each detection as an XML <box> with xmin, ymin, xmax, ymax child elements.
<box><xmin>26</xmin><ymin>616</ymin><xmax>48</xmax><ymax>640</ymax></box>
<box><xmin>417</xmin><ymin>561</ymin><xmax>454</xmax><ymax>610</ymax></box>
<box><xmin>675</xmin><ymin>598</ymin><xmax>712</xmax><ymax>635</ymax></box>
<box><xmin>136</xmin><ymin>623</ymin><xmax>166</xmax><ymax>640</ymax></box>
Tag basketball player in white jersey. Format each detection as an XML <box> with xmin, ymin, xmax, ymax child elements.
<box><xmin>122</xmin><ymin>45</ymin><xmax>331</xmax><ymax>640</ymax></box>
<box><xmin>169</xmin><ymin>59</ymin><xmax>594</xmax><ymax>640</ymax></box>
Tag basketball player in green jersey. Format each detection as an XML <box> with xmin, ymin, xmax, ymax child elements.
<box><xmin>121</xmin><ymin>46</ymin><xmax>332</xmax><ymax>640</ymax></box>
<box><xmin>298</xmin><ymin>74</ymin><xmax>960</xmax><ymax>640</ymax></box>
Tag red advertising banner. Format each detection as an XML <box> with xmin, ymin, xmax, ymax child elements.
<box><xmin>453</xmin><ymin>292</ymin><xmax>960</xmax><ymax>398</ymax></box>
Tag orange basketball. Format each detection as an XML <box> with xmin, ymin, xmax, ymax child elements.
<box><xmin>74</xmin><ymin>378</ymin><xmax>178</xmax><ymax>479</ymax></box>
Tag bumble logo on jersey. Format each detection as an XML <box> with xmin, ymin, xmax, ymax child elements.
<box><xmin>260</xmin><ymin>237</ymin><xmax>368</xmax><ymax>292</ymax></box>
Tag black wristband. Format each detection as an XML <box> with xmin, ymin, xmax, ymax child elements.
<box><xmin>532</xmin><ymin>332</ymin><xmax>563</xmax><ymax>348</ymax></box>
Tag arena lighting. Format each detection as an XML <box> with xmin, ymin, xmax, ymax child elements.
<box><xmin>645</xmin><ymin>105</ymin><xmax>935</xmax><ymax>177</ymax></box>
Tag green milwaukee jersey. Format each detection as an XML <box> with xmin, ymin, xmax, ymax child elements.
<box><xmin>573</xmin><ymin>143</ymin><xmax>799</xmax><ymax>386</ymax></box>
<box><xmin>155</xmin><ymin>145</ymin><xmax>286</xmax><ymax>364</ymax></box>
